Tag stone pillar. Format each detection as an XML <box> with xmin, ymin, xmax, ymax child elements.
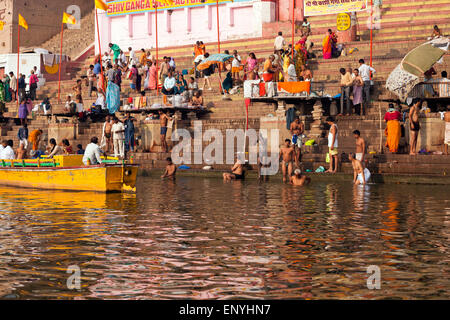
<box><xmin>309</xmin><ymin>100</ymin><xmax>324</xmax><ymax>138</ymax></box>
<box><xmin>337</xmin><ymin>12</ymin><xmax>357</xmax><ymax>43</ymax></box>
<box><xmin>276</xmin><ymin>100</ymin><xmax>286</xmax><ymax>117</ymax></box>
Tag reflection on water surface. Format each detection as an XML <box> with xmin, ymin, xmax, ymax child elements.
<box><xmin>0</xmin><ymin>177</ymin><xmax>448</xmax><ymax>299</ymax></box>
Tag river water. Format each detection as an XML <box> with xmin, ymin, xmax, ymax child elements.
<box><xmin>0</xmin><ymin>177</ymin><xmax>449</xmax><ymax>299</ymax></box>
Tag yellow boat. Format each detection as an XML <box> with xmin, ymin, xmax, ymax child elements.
<box><xmin>0</xmin><ymin>155</ymin><xmax>138</xmax><ymax>193</ymax></box>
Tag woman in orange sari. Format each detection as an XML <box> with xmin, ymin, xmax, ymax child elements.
<box><xmin>322</xmin><ymin>30</ymin><xmax>332</xmax><ymax>59</ymax></box>
<box><xmin>384</xmin><ymin>104</ymin><xmax>402</xmax><ymax>153</ymax></box>
<box><xmin>97</xmin><ymin>70</ymin><xmax>106</xmax><ymax>94</ymax></box>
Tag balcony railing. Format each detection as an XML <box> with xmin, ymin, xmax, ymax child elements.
<box><xmin>408</xmin><ymin>81</ymin><xmax>450</xmax><ymax>98</ymax></box>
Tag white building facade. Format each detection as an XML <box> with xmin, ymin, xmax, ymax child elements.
<box><xmin>95</xmin><ymin>0</ymin><xmax>275</xmax><ymax>54</ymax></box>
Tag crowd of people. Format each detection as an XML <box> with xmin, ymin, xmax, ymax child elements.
<box><xmin>0</xmin><ymin>19</ymin><xmax>447</xmax><ymax>187</ymax></box>
<box><xmin>339</xmin><ymin>59</ymin><xmax>376</xmax><ymax>116</ymax></box>
<box><xmin>0</xmin><ymin>111</ymin><xmax>139</xmax><ymax>163</ymax></box>
<box><xmin>0</xmin><ymin>67</ymin><xmax>42</xmax><ymax>117</ymax></box>
<box><xmin>80</xmin><ymin>42</ymin><xmax>207</xmax><ymax>114</ymax></box>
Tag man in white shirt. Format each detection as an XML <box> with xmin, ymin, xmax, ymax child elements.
<box><xmin>86</xmin><ymin>65</ymin><xmax>96</xmax><ymax>97</ymax></box>
<box><xmin>286</xmin><ymin>58</ymin><xmax>297</xmax><ymax>82</ymax></box>
<box><xmin>102</xmin><ymin>52</ymin><xmax>111</xmax><ymax>69</ymax></box>
<box><xmin>128</xmin><ymin>47</ymin><xmax>139</xmax><ymax>67</ymax></box>
<box><xmin>194</xmin><ymin>54</ymin><xmax>205</xmax><ymax>79</ymax></box>
<box><xmin>76</xmin><ymin>96</ymin><xmax>84</xmax><ymax>114</ymax></box>
<box><xmin>274</xmin><ymin>32</ymin><xmax>286</xmax><ymax>51</ymax></box>
<box><xmin>0</xmin><ymin>140</ymin><xmax>15</xmax><ymax>160</ymax></box>
<box><xmin>83</xmin><ymin>137</ymin><xmax>104</xmax><ymax>165</ymax></box>
<box><xmin>95</xmin><ymin>91</ymin><xmax>106</xmax><ymax>110</ymax></box>
<box><xmin>9</xmin><ymin>72</ymin><xmax>17</xmax><ymax>102</ymax></box>
<box><xmin>111</xmin><ymin>117</ymin><xmax>125</xmax><ymax>158</ymax></box>
<box><xmin>232</xmin><ymin>50</ymin><xmax>241</xmax><ymax>81</ymax></box>
<box><xmin>118</xmin><ymin>50</ymin><xmax>127</xmax><ymax>68</ymax></box>
<box><xmin>358</xmin><ymin>59</ymin><xmax>376</xmax><ymax>113</ymax></box>
<box><xmin>162</xmin><ymin>71</ymin><xmax>177</xmax><ymax>95</ymax></box>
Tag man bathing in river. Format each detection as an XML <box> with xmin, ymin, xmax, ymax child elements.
<box><xmin>223</xmin><ymin>158</ymin><xmax>245</xmax><ymax>182</ymax></box>
<box><xmin>290</xmin><ymin>169</ymin><xmax>311</xmax><ymax>186</ymax></box>
<box><xmin>290</xmin><ymin>116</ymin><xmax>304</xmax><ymax>167</ymax></box>
<box><xmin>349</xmin><ymin>152</ymin><xmax>371</xmax><ymax>185</ymax></box>
<box><xmin>161</xmin><ymin>157</ymin><xmax>177</xmax><ymax>180</ymax></box>
<box><xmin>279</xmin><ymin>139</ymin><xmax>295</xmax><ymax>182</ymax></box>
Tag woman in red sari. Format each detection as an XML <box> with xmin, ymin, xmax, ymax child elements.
<box><xmin>322</xmin><ymin>29</ymin><xmax>337</xmax><ymax>59</ymax></box>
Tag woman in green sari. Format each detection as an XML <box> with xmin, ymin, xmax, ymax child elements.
<box><xmin>3</xmin><ymin>74</ymin><xmax>11</xmax><ymax>102</ymax></box>
<box><xmin>0</xmin><ymin>80</ymin><xmax>5</xmax><ymax>103</ymax></box>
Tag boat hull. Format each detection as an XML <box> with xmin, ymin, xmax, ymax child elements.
<box><xmin>0</xmin><ymin>165</ymin><xmax>138</xmax><ymax>193</ymax></box>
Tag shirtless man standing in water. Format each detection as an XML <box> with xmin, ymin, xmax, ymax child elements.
<box><xmin>290</xmin><ymin>117</ymin><xmax>304</xmax><ymax>167</ymax></box>
<box><xmin>409</xmin><ymin>98</ymin><xmax>422</xmax><ymax>155</ymax></box>
<box><xmin>279</xmin><ymin>139</ymin><xmax>295</xmax><ymax>182</ymax></box>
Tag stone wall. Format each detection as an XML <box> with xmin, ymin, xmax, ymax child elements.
<box><xmin>0</xmin><ymin>0</ymin><xmax>94</xmax><ymax>54</ymax></box>
<box><xmin>48</xmin><ymin>123</ymin><xmax>77</xmax><ymax>143</ymax></box>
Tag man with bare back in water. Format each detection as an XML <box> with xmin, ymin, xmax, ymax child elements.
<box><xmin>409</xmin><ymin>98</ymin><xmax>422</xmax><ymax>155</ymax></box>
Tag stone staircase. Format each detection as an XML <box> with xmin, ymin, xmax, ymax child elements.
<box><xmin>265</xmin><ymin>0</ymin><xmax>450</xmax><ymax>42</ymax></box>
<box><xmin>1</xmin><ymin>0</ymin><xmax>449</xmax><ymax>165</ymax></box>
<box><xmin>39</xmin><ymin>9</ymin><xmax>95</xmax><ymax>60</ymax></box>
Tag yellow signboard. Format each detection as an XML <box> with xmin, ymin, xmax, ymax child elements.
<box><xmin>336</xmin><ymin>13</ymin><xmax>351</xmax><ymax>31</ymax></box>
<box><xmin>107</xmin><ymin>0</ymin><xmax>234</xmax><ymax>16</ymax></box>
<box><xmin>304</xmin><ymin>0</ymin><xmax>367</xmax><ymax>17</ymax></box>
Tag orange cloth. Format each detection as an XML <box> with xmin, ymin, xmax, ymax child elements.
<box><xmin>263</xmin><ymin>59</ymin><xmax>272</xmax><ymax>72</ymax></box>
<box><xmin>29</xmin><ymin>130</ymin><xmax>41</xmax><ymax>151</ymax></box>
<box><xmin>194</xmin><ymin>45</ymin><xmax>202</xmax><ymax>57</ymax></box>
<box><xmin>259</xmin><ymin>83</ymin><xmax>266</xmax><ymax>96</ymax></box>
<box><xmin>140</xmin><ymin>53</ymin><xmax>147</xmax><ymax>66</ymax></box>
<box><xmin>262</xmin><ymin>73</ymin><xmax>273</xmax><ymax>82</ymax></box>
<box><xmin>384</xmin><ymin>120</ymin><xmax>401</xmax><ymax>153</ymax></box>
<box><xmin>97</xmin><ymin>73</ymin><xmax>106</xmax><ymax>93</ymax></box>
<box><xmin>277</xmin><ymin>81</ymin><xmax>311</xmax><ymax>94</ymax></box>
<box><xmin>322</xmin><ymin>34</ymin><xmax>332</xmax><ymax>59</ymax></box>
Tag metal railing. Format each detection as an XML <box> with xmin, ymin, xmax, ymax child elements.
<box><xmin>408</xmin><ymin>81</ymin><xmax>450</xmax><ymax>98</ymax></box>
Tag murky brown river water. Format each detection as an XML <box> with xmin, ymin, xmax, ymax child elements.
<box><xmin>0</xmin><ymin>177</ymin><xmax>449</xmax><ymax>299</ymax></box>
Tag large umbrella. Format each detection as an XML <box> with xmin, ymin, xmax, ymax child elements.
<box><xmin>386</xmin><ymin>37</ymin><xmax>449</xmax><ymax>101</ymax></box>
<box><xmin>197</xmin><ymin>53</ymin><xmax>233</xmax><ymax>70</ymax></box>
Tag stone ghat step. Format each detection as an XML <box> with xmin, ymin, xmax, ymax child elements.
<box><xmin>74</xmin><ymin>44</ymin><xmax>450</xmax><ymax>78</ymax></box>
<box><xmin>134</xmin><ymin>156</ymin><xmax>450</xmax><ymax>173</ymax></box>
<box><xmin>267</xmin><ymin>14</ymin><xmax>450</xmax><ymax>35</ymax></box>
<box><xmin>79</xmin><ymin>36</ymin><xmax>430</xmax><ymax>73</ymax></box>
